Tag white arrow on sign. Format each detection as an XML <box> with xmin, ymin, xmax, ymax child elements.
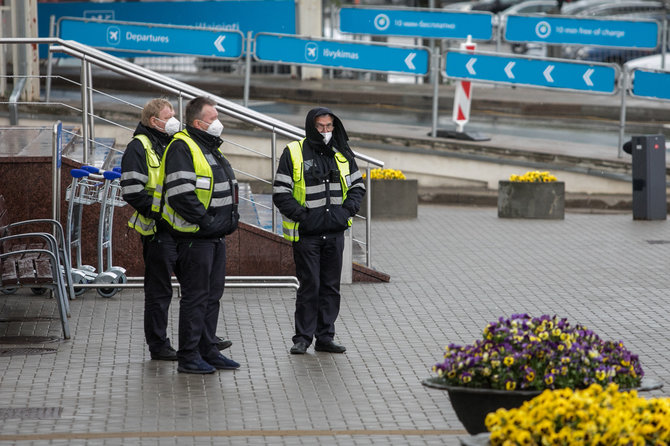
<box><xmin>504</xmin><ymin>61</ymin><xmax>515</xmax><ymax>79</ymax></box>
<box><xmin>466</xmin><ymin>58</ymin><xmax>477</xmax><ymax>75</ymax></box>
<box><xmin>543</xmin><ymin>65</ymin><xmax>554</xmax><ymax>83</ymax></box>
<box><xmin>405</xmin><ymin>53</ymin><xmax>416</xmax><ymax>70</ymax></box>
<box><xmin>583</xmin><ymin>68</ymin><xmax>594</xmax><ymax>86</ymax></box>
<box><xmin>214</xmin><ymin>35</ymin><xmax>226</xmax><ymax>53</ymax></box>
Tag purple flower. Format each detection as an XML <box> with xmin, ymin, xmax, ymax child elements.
<box><xmin>431</xmin><ymin>314</ymin><xmax>644</xmax><ymax>391</ymax></box>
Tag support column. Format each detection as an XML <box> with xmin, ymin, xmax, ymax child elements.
<box><xmin>296</xmin><ymin>0</ymin><xmax>322</xmax><ymax>80</ymax></box>
<box><xmin>10</xmin><ymin>0</ymin><xmax>40</xmax><ymax>100</ymax></box>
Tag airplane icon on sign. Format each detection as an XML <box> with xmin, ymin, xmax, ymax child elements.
<box><xmin>106</xmin><ymin>26</ymin><xmax>121</xmax><ymax>45</ymax></box>
<box><xmin>305</xmin><ymin>42</ymin><xmax>318</xmax><ymax>62</ymax></box>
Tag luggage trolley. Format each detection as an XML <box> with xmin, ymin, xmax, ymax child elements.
<box><xmin>65</xmin><ymin>166</ymin><xmax>127</xmax><ymax>298</ymax></box>
<box><xmin>94</xmin><ymin>166</ymin><xmax>127</xmax><ymax>297</ymax></box>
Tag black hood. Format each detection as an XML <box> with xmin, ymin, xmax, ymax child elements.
<box><xmin>304</xmin><ymin>107</ymin><xmax>354</xmax><ymax>160</ymax></box>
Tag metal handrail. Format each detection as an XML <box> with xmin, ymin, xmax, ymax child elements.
<box><xmin>0</xmin><ymin>37</ymin><xmax>384</xmax><ymax>269</ymax></box>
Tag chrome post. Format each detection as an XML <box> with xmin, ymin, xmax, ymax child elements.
<box><xmin>178</xmin><ymin>93</ymin><xmax>184</xmax><ymax>124</ymax></box>
<box><xmin>52</xmin><ymin>120</ymin><xmax>62</xmax><ymax>223</ymax></box>
<box><xmin>271</xmin><ymin>130</ymin><xmax>277</xmax><ymax>234</ymax></box>
<box><xmin>87</xmin><ymin>61</ymin><xmax>95</xmax><ymax>155</ymax></box>
<box><xmin>365</xmin><ymin>164</ymin><xmax>372</xmax><ymax>267</ymax></box>
<box><xmin>80</xmin><ymin>57</ymin><xmax>89</xmax><ymax>164</ymax></box>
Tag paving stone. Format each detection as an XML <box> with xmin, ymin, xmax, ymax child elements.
<box><xmin>1</xmin><ymin>205</ymin><xmax>670</xmax><ymax>445</ymax></box>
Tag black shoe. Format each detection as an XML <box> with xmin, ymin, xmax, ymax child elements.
<box><xmin>290</xmin><ymin>341</ymin><xmax>309</xmax><ymax>354</ymax></box>
<box><xmin>314</xmin><ymin>340</ymin><xmax>346</xmax><ymax>353</ymax></box>
<box><xmin>216</xmin><ymin>336</ymin><xmax>233</xmax><ymax>351</ymax></box>
<box><xmin>204</xmin><ymin>353</ymin><xmax>240</xmax><ymax>370</ymax></box>
<box><xmin>177</xmin><ymin>358</ymin><xmax>216</xmax><ymax>374</ymax></box>
<box><xmin>150</xmin><ymin>344</ymin><xmax>178</xmax><ymax>361</ymax></box>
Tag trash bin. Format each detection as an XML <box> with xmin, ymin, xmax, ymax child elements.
<box><xmin>626</xmin><ymin>134</ymin><xmax>667</xmax><ymax>220</ymax></box>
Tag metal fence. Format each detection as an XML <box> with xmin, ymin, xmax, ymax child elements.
<box><xmin>0</xmin><ymin>38</ymin><xmax>384</xmax><ymax>270</ymax></box>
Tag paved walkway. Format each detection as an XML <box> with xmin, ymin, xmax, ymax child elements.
<box><xmin>1</xmin><ymin>205</ymin><xmax>670</xmax><ymax>445</ymax></box>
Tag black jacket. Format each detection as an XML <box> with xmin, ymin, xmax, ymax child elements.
<box><xmin>160</xmin><ymin>125</ymin><xmax>239</xmax><ymax>240</ymax></box>
<box><xmin>272</xmin><ymin>107</ymin><xmax>366</xmax><ymax>237</ymax></box>
<box><xmin>120</xmin><ymin>122</ymin><xmax>171</xmax><ymax>220</ymax></box>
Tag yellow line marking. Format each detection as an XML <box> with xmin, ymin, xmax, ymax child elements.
<box><xmin>0</xmin><ymin>429</ymin><xmax>468</xmax><ymax>441</ymax></box>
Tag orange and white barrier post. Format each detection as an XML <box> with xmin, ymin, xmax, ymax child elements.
<box><xmin>452</xmin><ymin>35</ymin><xmax>476</xmax><ymax>133</ymax></box>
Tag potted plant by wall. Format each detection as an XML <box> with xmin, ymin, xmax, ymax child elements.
<box><xmin>498</xmin><ymin>171</ymin><xmax>565</xmax><ymax>219</ymax></box>
<box><xmin>421</xmin><ymin>314</ymin><xmax>659</xmax><ymax>435</ymax></box>
<box><xmin>359</xmin><ymin>168</ymin><xmax>417</xmax><ymax>219</ymax></box>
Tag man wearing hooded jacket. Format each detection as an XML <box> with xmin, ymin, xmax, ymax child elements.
<box><xmin>273</xmin><ymin>107</ymin><xmax>366</xmax><ymax>355</ymax></box>
<box><xmin>152</xmin><ymin>96</ymin><xmax>240</xmax><ymax>374</ymax></box>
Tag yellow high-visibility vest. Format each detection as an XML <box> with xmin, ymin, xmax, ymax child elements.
<box><xmin>127</xmin><ymin>134</ymin><xmax>161</xmax><ymax>235</ymax></box>
<box><xmin>281</xmin><ymin>138</ymin><xmax>351</xmax><ymax>242</ymax></box>
<box><xmin>152</xmin><ymin>130</ymin><xmax>215</xmax><ymax>233</ymax></box>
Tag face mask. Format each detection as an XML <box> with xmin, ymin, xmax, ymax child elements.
<box><xmin>321</xmin><ymin>131</ymin><xmax>332</xmax><ymax>144</ymax></box>
<box><xmin>164</xmin><ymin>117</ymin><xmax>180</xmax><ymax>135</ymax></box>
<box><xmin>205</xmin><ymin>119</ymin><xmax>224</xmax><ymax>137</ymax></box>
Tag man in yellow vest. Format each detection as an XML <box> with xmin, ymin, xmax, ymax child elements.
<box><xmin>152</xmin><ymin>96</ymin><xmax>240</xmax><ymax>374</ymax></box>
<box><xmin>121</xmin><ymin>98</ymin><xmax>181</xmax><ymax>361</ymax></box>
<box><xmin>121</xmin><ymin>99</ymin><xmax>233</xmax><ymax>363</ymax></box>
<box><xmin>273</xmin><ymin>107</ymin><xmax>366</xmax><ymax>355</ymax></box>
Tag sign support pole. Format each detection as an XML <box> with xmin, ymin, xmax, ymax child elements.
<box><xmin>244</xmin><ymin>31</ymin><xmax>252</xmax><ymax>108</ymax></box>
<box><xmin>618</xmin><ymin>69</ymin><xmax>628</xmax><ymax>159</ymax></box>
<box><xmin>431</xmin><ymin>47</ymin><xmax>440</xmax><ymax>138</ymax></box>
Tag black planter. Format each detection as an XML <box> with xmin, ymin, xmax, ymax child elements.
<box><xmin>422</xmin><ymin>377</ymin><xmax>540</xmax><ymax>435</ymax></box>
<box><xmin>422</xmin><ymin>377</ymin><xmax>663</xmax><ymax>436</ymax></box>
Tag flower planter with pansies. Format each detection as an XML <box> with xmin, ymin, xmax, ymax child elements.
<box><xmin>359</xmin><ymin>169</ymin><xmax>417</xmax><ymax>219</ymax></box>
<box><xmin>421</xmin><ymin>314</ymin><xmax>657</xmax><ymax>435</ymax></box>
<box><xmin>498</xmin><ymin>171</ymin><xmax>564</xmax><ymax>220</ymax></box>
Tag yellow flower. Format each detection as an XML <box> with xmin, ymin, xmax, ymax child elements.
<box><xmin>513</xmin><ymin>430</ymin><xmax>532</xmax><ymax>445</ymax></box>
<box><xmin>364</xmin><ymin>168</ymin><xmax>406</xmax><ymax>181</ymax></box>
<box><xmin>509</xmin><ymin>170</ymin><xmax>558</xmax><ymax>182</ymax></box>
<box><xmin>503</xmin><ymin>356</ymin><xmax>515</xmax><ymax>367</ymax></box>
<box><xmin>485</xmin><ymin>384</ymin><xmax>670</xmax><ymax>445</ymax></box>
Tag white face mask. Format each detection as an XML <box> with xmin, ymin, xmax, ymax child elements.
<box><xmin>205</xmin><ymin>119</ymin><xmax>224</xmax><ymax>137</ymax></box>
<box><xmin>321</xmin><ymin>131</ymin><xmax>332</xmax><ymax>144</ymax></box>
<box><xmin>164</xmin><ymin>117</ymin><xmax>181</xmax><ymax>135</ymax></box>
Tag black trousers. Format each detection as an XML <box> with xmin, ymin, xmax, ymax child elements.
<box><xmin>142</xmin><ymin>234</ymin><xmax>177</xmax><ymax>353</ymax></box>
<box><xmin>292</xmin><ymin>233</ymin><xmax>344</xmax><ymax>345</ymax></box>
<box><xmin>174</xmin><ymin>238</ymin><xmax>227</xmax><ymax>362</ymax></box>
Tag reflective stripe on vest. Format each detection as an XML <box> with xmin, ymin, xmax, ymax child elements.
<box><xmin>153</xmin><ymin>130</ymin><xmax>214</xmax><ymax>233</ymax></box>
<box><xmin>281</xmin><ymin>138</ymin><xmax>351</xmax><ymax>242</ymax></box>
<box><xmin>127</xmin><ymin>134</ymin><xmax>161</xmax><ymax>235</ymax></box>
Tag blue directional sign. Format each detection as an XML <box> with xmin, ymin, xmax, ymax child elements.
<box><xmin>339</xmin><ymin>7</ymin><xmax>493</xmax><ymax>40</ymax></box>
<box><xmin>255</xmin><ymin>33</ymin><xmax>430</xmax><ymax>75</ymax></box>
<box><xmin>631</xmin><ymin>70</ymin><xmax>670</xmax><ymax>100</ymax></box>
<box><xmin>38</xmin><ymin>0</ymin><xmax>294</xmax><ymax>58</ymax></box>
<box><xmin>59</xmin><ymin>18</ymin><xmax>244</xmax><ymax>59</ymax></box>
<box><xmin>445</xmin><ymin>51</ymin><xmax>618</xmax><ymax>93</ymax></box>
<box><xmin>505</xmin><ymin>15</ymin><xmax>658</xmax><ymax>49</ymax></box>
